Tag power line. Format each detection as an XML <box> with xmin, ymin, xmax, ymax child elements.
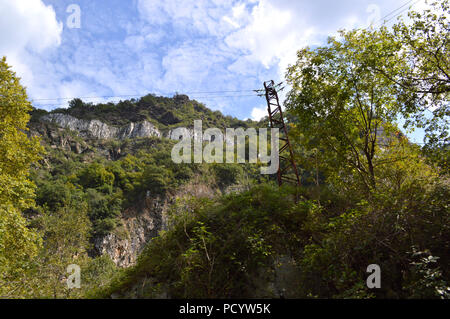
<box><xmin>30</xmin><ymin>90</ymin><xmax>258</xmax><ymax>102</ymax></box>
<box><xmin>377</xmin><ymin>0</ymin><xmax>416</xmax><ymax>24</ymax></box>
<box><xmin>31</xmin><ymin>93</ymin><xmax>260</xmax><ymax>108</ymax></box>
<box><xmin>364</xmin><ymin>0</ymin><xmax>423</xmax><ymax>30</ymax></box>
<box><xmin>375</xmin><ymin>0</ymin><xmax>421</xmax><ymax>25</ymax></box>
<box><xmin>382</xmin><ymin>0</ymin><xmax>422</xmax><ymax>25</ymax></box>
<box><xmin>188</xmin><ymin>94</ymin><xmax>258</xmax><ymax>99</ymax></box>
<box><xmin>30</xmin><ymin>1</ymin><xmax>424</xmax><ymax>106</ymax></box>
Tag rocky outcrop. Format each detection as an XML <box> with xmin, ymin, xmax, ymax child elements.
<box><xmin>166</xmin><ymin>126</ymin><xmax>236</xmax><ymax>144</ymax></box>
<box><xmin>165</xmin><ymin>127</ymin><xmax>199</xmax><ymax>140</ymax></box>
<box><xmin>38</xmin><ymin>113</ymin><xmax>247</xmax><ymax>268</ymax></box>
<box><xmin>42</xmin><ymin>113</ymin><xmax>248</xmax><ymax>145</ymax></box>
<box><xmin>42</xmin><ymin>113</ymin><xmax>161</xmax><ymax>140</ymax></box>
<box><xmin>93</xmin><ymin>194</ymin><xmax>166</xmax><ymax>267</ymax></box>
<box><xmin>94</xmin><ymin>179</ymin><xmax>217</xmax><ymax>267</ymax></box>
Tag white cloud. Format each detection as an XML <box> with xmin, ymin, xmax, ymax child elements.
<box><xmin>0</xmin><ymin>0</ymin><xmax>62</xmax><ymax>55</ymax></box>
<box><xmin>136</xmin><ymin>0</ymin><xmax>417</xmax><ymax>117</ymax></box>
<box><xmin>250</xmin><ymin>105</ymin><xmax>267</xmax><ymax>120</ymax></box>
<box><xmin>0</xmin><ymin>0</ymin><xmax>63</xmax><ymax>102</ymax></box>
<box><xmin>226</xmin><ymin>1</ymin><xmax>296</xmax><ymax>68</ymax></box>
<box><xmin>1</xmin><ymin>0</ymin><xmax>425</xmax><ymax>119</ymax></box>
<box><xmin>137</xmin><ymin>0</ymin><xmax>248</xmax><ymax>37</ymax></box>
<box><xmin>64</xmin><ymin>39</ymin><xmax>163</xmax><ymax>97</ymax></box>
<box><xmin>224</xmin><ymin>0</ymin><xmax>367</xmax><ymax>80</ymax></box>
<box><xmin>158</xmin><ymin>41</ymin><xmax>228</xmax><ymax>92</ymax></box>
<box><xmin>227</xmin><ymin>56</ymin><xmax>259</xmax><ymax>76</ymax></box>
<box><xmin>222</xmin><ymin>2</ymin><xmax>249</xmax><ymax>29</ymax></box>
<box><xmin>124</xmin><ymin>35</ymin><xmax>146</xmax><ymax>51</ymax></box>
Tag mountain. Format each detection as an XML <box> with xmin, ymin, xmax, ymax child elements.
<box><xmin>22</xmin><ymin>93</ymin><xmax>449</xmax><ymax>299</ymax></box>
<box><xmin>27</xmin><ymin>95</ymin><xmax>266</xmax><ymax>267</ymax></box>
<box><xmin>32</xmin><ymin>94</ymin><xmax>254</xmax><ymax>131</ymax></box>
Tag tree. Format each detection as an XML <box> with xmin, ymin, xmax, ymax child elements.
<box><xmin>286</xmin><ymin>1</ymin><xmax>449</xmax><ymax>192</ymax></box>
<box><xmin>31</xmin><ymin>203</ymin><xmax>92</xmax><ymax>298</ymax></box>
<box><xmin>68</xmin><ymin>98</ymin><xmax>84</xmax><ymax>109</ymax></box>
<box><xmin>77</xmin><ymin>162</ymin><xmax>115</xmax><ymax>190</ymax></box>
<box><xmin>285</xmin><ymin>28</ymin><xmax>405</xmax><ymax>194</ymax></box>
<box><xmin>0</xmin><ymin>57</ymin><xmax>43</xmax><ymax>296</ymax></box>
<box><xmin>357</xmin><ymin>0</ymin><xmax>449</xmax><ymax>171</ymax></box>
<box><xmin>386</xmin><ymin>0</ymin><xmax>449</xmax><ymax>148</ymax></box>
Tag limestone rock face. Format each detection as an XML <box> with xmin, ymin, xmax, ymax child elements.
<box><xmin>165</xmin><ymin>126</ymin><xmax>235</xmax><ymax>145</ymax></box>
<box><xmin>42</xmin><ymin>113</ymin><xmax>243</xmax><ymax>145</ymax></box>
<box><xmin>117</xmin><ymin>121</ymin><xmax>161</xmax><ymax>139</ymax></box>
<box><xmin>42</xmin><ymin>113</ymin><xmax>161</xmax><ymax>140</ymax></box>
<box><xmin>93</xmin><ymin>195</ymin><xmax>166</xmax><ymax>267</ymax></box>
<box><xmin>165</xmin><ymin>127</ymin><xmax>199</xmax><ymax>141</ymax></box>
<box><xmin>93</xmin><ymin>180</ymin><xmax>217</xmax><ymax>267</ymax></box>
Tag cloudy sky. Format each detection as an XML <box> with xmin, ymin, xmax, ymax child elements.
<box><xmin>0</xmin><ymin>0</ymin><xmax>428</xmax><ymax>131</ymax></box>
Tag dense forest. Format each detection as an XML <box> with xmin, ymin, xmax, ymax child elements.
<box><xmin>0</xmin><ymin>1</ymin><xmax>448</xmax><ymax>299</ymax></box>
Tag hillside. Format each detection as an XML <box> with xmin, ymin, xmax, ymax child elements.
<box><xmin>1</xmin><ymin>1</ymin><xmax>448</xmax><ymax>299</ymax></box>
<box><xmin>21</xmin><ymin>94</ymin><xmax>449</xmax><ymax>299</ymax></box>
<box><xmin>26</xmin><ymin>95</ymin><xmax>269</xmax><ymax>271</ymax></box>
<box><xmin>31</xmin><ymin>94</ymin><xmax>255</xmax><ymax>132</ymax></box>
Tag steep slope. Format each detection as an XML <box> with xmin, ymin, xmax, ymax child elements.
<box><xmin>27</xmin><ymin>95</ymin><xmax>265</xmax><ymax>267</ymax></box>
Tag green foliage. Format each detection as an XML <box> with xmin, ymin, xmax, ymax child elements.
<box><xmin>0</xmin><ymin>57</ymin><xmax>43</xmax><ymax>297</ymax></box>
<box><xmin>389</xmin><ymin>0</ymin><xmax>449</xmax><ymax>149</ymax></box>
<box><xmin>286</xmin><ymin>0</ymin><xmax>449</xmax><ymax>193</ymax></box>
<box><xmin>100</xmin><ymin>166</ymin><xmax>449</xmax><ymax>299</ymax></box>
<box><xmin>1</xmin><ymin>54</ymin><xmax>259</xmax><ymax>298</ymax></box>
<box><xmin>77</xmin><ymin>163</ymin><xmax>115</xmax><ymax>190</ymax></box>
<box><xmin>68</xmin><ymin>98</ymin><xmax>84</xmax><ymax>109</ymax></box>
<box><xmin>422</xmin><ymin>143</ymin><xmax>450</xmax><ymax>175</ymax></box>
<box><xmin>85</xmin><ymin>188</ymin><xmax>122</xmax><ymax>235</ymax></box>
<box><xmin>298</xmin><ymin>178</ymin><xmax>449</xmax><ymax>298</ymax></box>
<box><xmin>281</xmin><ymin>8</ymin><xmax>449</xmax><ymax>298</ymax></box>
<box><xmin>405</xmin><ymin>248</ymin><xmax>450</xmax><ymax>299</ymax></box>
<box><xmin>139</xmin><ymin>164</ymin><xmax>171</xmax><ymax>196</ymax></box>
<box><xmin>83</xmin><ymin>255</ymin><xmax>119</xmax><ymax>297</ymax></box>
<box><xmin>92</xmin><ymin>4</ymin><xmax>449</xmax><ymax>298</ymax></box>
<box><xmin>210</xmin><ymin>163</ymin><xmax>243</xmax><ymax>188</ymax></box>
<box><xmin>36</xmin><ymin>180</ymin><xmax>75</xmax><ymax>211</ymax></box>
<box><xmin>98</xmin><ymin>185</ymin><xmax>309</xmax><ymax>298</ymax></box>
<box><xmin>4</xmin><ymin>2</ymin><xmax>448</xmax><ymax>298</ymax></box>
<box><xmin>20</xmin><ymin>201</ymin><xmax>95</xmax><ymax>298</ymax></box>
<box><xmin>286</xmin><ymin>27</ymin><xmax>408</xmax><ymax>193</ymax></box>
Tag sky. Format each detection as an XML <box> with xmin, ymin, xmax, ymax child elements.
<box><xmin>0</xmin><ymin>0</ymin><xmax>431</xmax><ymax>142</ymax></box>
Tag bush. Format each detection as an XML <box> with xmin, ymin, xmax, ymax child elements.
<box><xmin>99</xmin><ymin>185</ymin><xmax>307</xmax><ymax>298</ymax></box>
<box><xmin>85</xmin><ymin>188</ymin><xmax>122</xmax><ymax>235</ymax></box>
<box><xmin>78</xmin><ymin>163</ymin><xmax>115</xmax><ymax>190</ymax></box>
<box><xmin>36</xmin><ymin>180</ymin><xmax>73</xmax><ymax>211</ymax></box>
<box><xmin>211</xmin><ymin>164</ymin><xmax>243</xmax><ymax>188</ymax></box>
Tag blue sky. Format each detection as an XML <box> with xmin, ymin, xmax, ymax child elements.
<box><xmin>0</xmin><ymin>0</ymin><xmax>431</xmax><ymax>142</ymax></box>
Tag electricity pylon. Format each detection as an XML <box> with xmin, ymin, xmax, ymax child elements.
<box><xmin>260</xmin><ymin>80</ymin><xmax>301</xmax><ymax>187</ymax></box>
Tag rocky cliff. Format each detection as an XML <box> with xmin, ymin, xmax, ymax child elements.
<box><xmin>41</xmin><ymin>112</ymin><xmax>241</xmax><ymax>145</ymax></box>
<box><xmin>93</xmin><ymin>180</ymin><xmax>218</xmax><ymax>267</ymax></box>
<box><xmin>93</xmin><ymin>194</ymin><xmax>166</xmax><ymax>267</ymax></box>
<box><xmin>29</xmin><ymin>96</ymin><xmax>257</xmax><ymax>268</ymax></box>
<box><xmin>42</xmin><ymin>113</ymin><xmax>162</xmax><ymax>140</ymax></box>
<box><xmin>30</xmin><ymin>113</ymin><xmax>223</xmax><ymax>267</ymax></box>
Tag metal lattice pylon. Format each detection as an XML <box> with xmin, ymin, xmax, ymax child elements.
<box><xmin>263</xmin><ymin>80</ymin><xmax>301</xmax><ymax>187</ymax></box>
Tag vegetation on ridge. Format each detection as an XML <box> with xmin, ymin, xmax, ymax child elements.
<box><xmin>0</xmin><ymin>0</ymin><xmax>448</xmax><ymax>299</ymax></box>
